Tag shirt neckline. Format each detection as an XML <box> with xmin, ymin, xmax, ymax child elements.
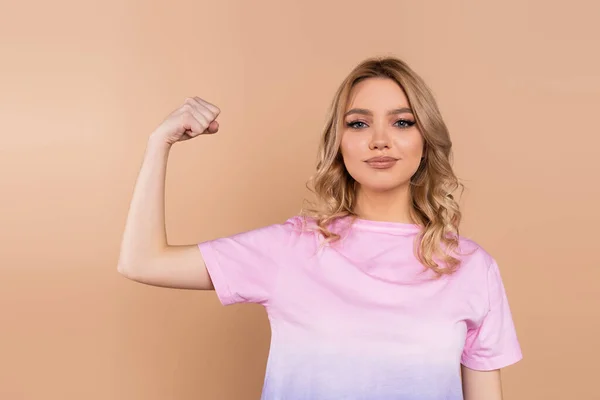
<box><xmin>338</xmin><ymin>216</ymin><xmax>423</xmax><ymax>235</ymax></box>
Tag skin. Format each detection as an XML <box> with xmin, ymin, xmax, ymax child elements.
<box><xmin>118</xmin><ymin>88</ymin><xmax>504</xmax><ymax>399</ymax></box>
<box><xmin>340</xmin><ymin>77</ymin><xmax>424</xmax><ymax>224</ymax></box>
<box><xmin>340</xmin><ymin>77</ymin><xmax>504</xmax><ymax>399</ymax></box>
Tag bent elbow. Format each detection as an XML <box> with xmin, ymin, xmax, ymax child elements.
<box><xmin>116</xmin><ymin>255</ymin><xmax>144</xmax><ymax>279</ymax></box>
<box><xmin>117</xmin><ymin>261</ymin><xmax>134</xmax><ymax>278</ymax></box>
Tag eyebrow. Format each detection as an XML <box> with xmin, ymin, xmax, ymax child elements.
<box><xmin>344</xmin><ymin>107</ymin><xmax>413</xmax><ymax>117</ymax></box>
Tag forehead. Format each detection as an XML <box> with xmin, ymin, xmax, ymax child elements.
<box><xmin>346</xmin><ymin>77</ymin><xmax>409</xmax><ymax>110</ymax></box>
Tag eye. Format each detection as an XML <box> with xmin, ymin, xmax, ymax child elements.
<box><xmin>346</xmin><ymin>120</ymin><xmax>368</xmax><ymax>129</ymax></box>
<box><xmin>395</xmin><ymin>119</ymin><xmax>416</xmax><ymax>129</ymax></box>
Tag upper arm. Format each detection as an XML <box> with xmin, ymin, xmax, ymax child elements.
<box><xmin>461</xmin><ymin>259</ymin><xmax>523</xmax><ymax>370</ymax></box>
<box><xmin>197</xmin><ymin>221</ymin><xmax>298</xmax><ymax>306</ymax></box>
<box><xmin>118</xmin><ymin>244</ymin><xmax>214</xmax><ymax>290</ymax></box>
<box><xmin>118</xmin><ymin>216</ymin><xmax>301</xmax><ymax>303</ymax></box>
<box><xmin>461</xmin><ymin>365</ymin><xmax>503</xmax><ymax>400</ymax></box>
<box><xmin>459</xmin><ymin>257</ymin><xmax>522</xmax><ymax>399</ymax></box>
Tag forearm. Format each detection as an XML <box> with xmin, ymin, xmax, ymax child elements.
<box><xmin>117</xmin><ymin>136</ymin><xmax>172</xmax><ymax>272</ymax></box>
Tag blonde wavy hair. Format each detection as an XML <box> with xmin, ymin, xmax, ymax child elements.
<box><xmin>302</xmin><ymin>56</ymin><xmax>465</xmax><ymax>276</ymax></box>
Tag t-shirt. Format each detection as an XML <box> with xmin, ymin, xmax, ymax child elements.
<box><xmin>197</xmin><ymin>216</ymin><xmax>523</xmax><ymax>400</ymax></box>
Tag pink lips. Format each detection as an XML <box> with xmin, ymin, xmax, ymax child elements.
<box><xmin>364</xmin><ymin>156</ymin><xmax>399</xmax><ymax>169</ymax></box>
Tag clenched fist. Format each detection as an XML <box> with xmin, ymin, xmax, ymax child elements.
<box><xmin>150</xmin><ymin>97</ymin><xmax>220</xmax><ymax>145</ymax></box>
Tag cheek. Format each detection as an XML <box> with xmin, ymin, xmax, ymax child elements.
<box><xmin>340</xmin><ymin>133</ymin><xmax>368</xmax><ymax>162</ymax></box>
<box><xmin>394</xmin><ymin>131</ymin><xmax>424</xmax><ymax>160</ymax></box>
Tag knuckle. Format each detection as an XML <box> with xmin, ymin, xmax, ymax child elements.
<box><xmin>180</xmin><ymin>111</ymin><xmax>194</xmax><ymax>124</ymax></box>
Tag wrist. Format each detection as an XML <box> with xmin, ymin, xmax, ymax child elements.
<box><xmin>147</xmin><ymin>133</ymin><xmax>173</xmax><ymax>152</ymax></box>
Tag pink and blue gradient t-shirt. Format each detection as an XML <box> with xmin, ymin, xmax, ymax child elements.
<box><xmin>198</xmin><ymin>216</ymin><xmax>523</xmax><ymax>399</ymax></box>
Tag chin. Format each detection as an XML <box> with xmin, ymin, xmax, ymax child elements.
<box><xmin>349</xmin><ymin>170</ymin><xmax>412</xmax><ymax>193</ymax></box>
<box><xmin>356</xmin><ymin>179</ymin><xmax>409</xmax><ymax>193</ymax></box>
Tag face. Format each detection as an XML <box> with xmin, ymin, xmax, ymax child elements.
<box><xmin>340</xmin><ymin>77</ymin><xmax>424</xmax><ymax>193</ymax></box>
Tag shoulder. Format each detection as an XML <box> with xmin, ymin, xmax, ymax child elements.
<box><xmin>452</xmin><ymin>234</ymin><xmax>498</xmax><ymax>278</ymax></box>
<box><xmin>441</xmin><ymin>235</ymin><xmax>509</xmax><ymax>304</ymax></box>
<box><xmin>282</xmin><ymin>215</ymin><xmax>313</xmax><ymax>229</ymax></box>
<box><xmin>281</xmin><ymin>215</ymin><xmax>327</xmax><ymax>234</ymax></box>
<box><xmin>261</xmin><ymin>215</ymin><xmax>321</xmax><ymax>243</ymax></box>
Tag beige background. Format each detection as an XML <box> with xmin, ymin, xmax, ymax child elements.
<box><xmin>1</xmin><ymin>0</ymin><xmax>599</xmax><ymax>399</ymax></box>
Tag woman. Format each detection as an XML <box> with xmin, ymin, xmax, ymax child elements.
<box><xmin>118</xmin><ymin>56</ymin><xmax>523</xmax><ymax>399</ymax></box>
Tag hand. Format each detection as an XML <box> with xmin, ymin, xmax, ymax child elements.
<box><xmin>150</xmin><ymin>97</ymin><xmax>220</xmax><ymax>146</ymax></box>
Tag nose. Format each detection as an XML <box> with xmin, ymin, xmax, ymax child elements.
<box><xmin>369</xmin><ymin>127</ymin><xmax>391</xmax><ymax>150</ymax></box>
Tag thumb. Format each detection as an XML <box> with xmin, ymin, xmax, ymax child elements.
<box><xmin>206</xmin><ymin>120</ymin><xmax>219</xmax><ymax>134</ymax></box>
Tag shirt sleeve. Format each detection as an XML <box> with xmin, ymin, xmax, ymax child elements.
<box><xmin>197</xmin><ymin>219</ymin><xmax>297</xmax><ymax>307</ymax></box>
<box><xmin>461</xmin><ymin>259</ymin><xmax>523</xmax><ymax>371</ymax></box>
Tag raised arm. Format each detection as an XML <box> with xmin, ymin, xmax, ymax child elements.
<box><xmin>117</xmin><ymin>97</ymin><xmax>220</xmax><ymax>290</ymax></box>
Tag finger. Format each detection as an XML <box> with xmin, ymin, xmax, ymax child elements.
<box><xmin>206</xmin><ymin>120</ymin><xmax>219</xmax><ymax>134</ymax></box>
<box><xmin>184</xmin><ymin>97</ymin><xmax>218</xmax><ymax>125</ymax></box>
<box><xmin>180</xmin><ymin>97</ymin><xmax>219</xmax><ymax>135</ymax></box>
<box><xmin>194</xmin><ymin>104</ymin><xmax>218</xmax><ymax>126</ymax></box>
<box><xmin>180</xmin><ymin>118</ymin><xmax>203</xmax><ymax>137</ymax></box>
<box><xmin>187</xmin><ymin>109</ymin><xmax>211</xmax><ymax>137</ymax></box>
<box><xmin>194</xmin><ymin>96</ymin><xmax>221</xmax><ymax>117</ymax></box>
<box><xmin>180</xmin><ymin>110</ymin><xmax>206</xmax><ymax>137</ymax></box>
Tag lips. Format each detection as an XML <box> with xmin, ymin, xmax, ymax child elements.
<box><xmin>364</xmin><ymin>156</ymin><xmax>399</xmax><ymax>169</ymax></box>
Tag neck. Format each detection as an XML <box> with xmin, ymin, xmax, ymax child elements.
<box><xmin>353</xmin><ymin>184</ymin><xmax>414</xmax><ymax>224</ymax></box>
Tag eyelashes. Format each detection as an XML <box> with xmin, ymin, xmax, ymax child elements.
<box><xmin>395</xmin><ymin>119</ymin><xmax>416</xmax><ymax>128</ymax></box>
<box><xmin>346</xmin><ymin>121</ymin><xmax>367</xmax><ymax>129</ymax></box>
<box><xmin>345</xmin><ymin>119</ymin><xmax>416</xmax><ymax>129</ymax></box>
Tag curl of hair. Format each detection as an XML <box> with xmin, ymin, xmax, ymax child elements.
<box><xmin>302</xmin><ymin>56</ymin><xmax>465</xmax><ymax>276</ymax></box>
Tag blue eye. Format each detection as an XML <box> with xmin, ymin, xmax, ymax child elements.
<box><xmin>395</xmin><ymin>119</ymin><xmax>416</xmax><ymax>128</ymax></box>
<box><xmin>346</xmin><ymin>120</ymin><xmax>415</xmax><ymax>129</ymax></box>
<box><xmin>346</xmin><ymin>121</ymin><xmax>367</xmax><ymax>129</ymax></box>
